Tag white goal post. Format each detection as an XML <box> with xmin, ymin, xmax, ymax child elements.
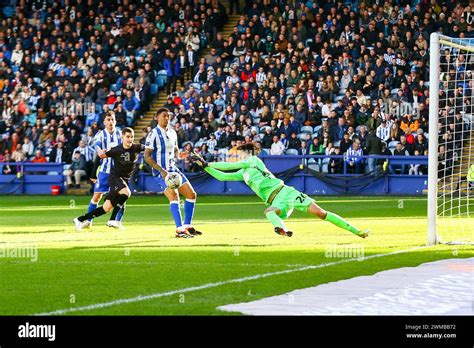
<box><xmin>427</xmin><ymin>33</ymin><xmax>474</xmax><ymax>245</ymax></box>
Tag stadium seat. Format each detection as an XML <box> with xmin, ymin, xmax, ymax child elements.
<box><xmin>150</xmin><ymin>84</ymin><xmax>158</xmax><ymax>95</ymax></box>
<box><xmin>33</xmin><ymin>77</ymin><xmax>42</xmax><ymax>85</ymax></box>
<box><xmin>333</xmin><ymin>141</ymin><xmax>341</xmax><ymax>147</ymax></box>
<box><xmin>253</xmin><ymin>117</ymin><xmax>260</xmax><ymax>124</ymax></box>
<box><xmin>285</xmin><ymin>149</ymin><xmax>299</xmax><ymax>155</ymax></box>
<box><xmin>321</xmin><ymin>158</ymin><xmax>330</xmax><ymax>173</ymax></box>
<box><xmin>260</xmin><ymin>126</ymin><xmax>271</xmax><ymax>133</ymax></box>
<box><xmin>156</xmin><ymin>77</ymin><xmax>165</xmax><ymax>88</ymax></box>
<box><xmin>388</xmin><ymin>141</ymin><xmax>399</xmax><ymax>150</ymax></box>
<box><xmin>297</xmin><ymin>133</ymin><xmax>308</xmax><ymax>141</ymax></box>
<box><xmin>157</xmin><ymin>75</ymin><xmax>167</xmax><ymax>87</ymax></box>
<box><xmin>182</xmin><ymin>141</ymin><xmax>194</xmax><ymax>149</ymax></box>
<box><xmin>136</xmin><ymin>48</ymin><xmax>147</xmax><ymax>57</ymax></box>
<box><xmin>313</xmin><ymin>125</ymin><xmax>322</xmax><ymax>133</ymax></box>
<box><xmin>311</xmin><ymin>133</ymin><xmax>319</xmax><ymax>139</ymax></box>
<box><xmin>261</xmin><ymin>149</ymin><xmax>270</xmax><ymax>156</ymax></box>
<box><xmin>300</xmin><ymin>126</ymin><xmax>313</xmax><ymax>134</ymax></box>
<box><xmin>251</xmin><ymin>125</ymin><xmax>259</xmax><ymax>133</ymax></box>
<box><xmin>307</xmin><ymin>159</ymin><xmax>320</xmax><ymax>172</ymax></box>
<box><xmin>391</xmin><ymin>88</ymin><xmax>399</xmax><ymax>96</ymax></box>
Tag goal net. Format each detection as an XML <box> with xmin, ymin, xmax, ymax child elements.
<box><xmin>428</xmin><ymin>33</ymin><xmax>474</xmax><ymax>245</ymax></box>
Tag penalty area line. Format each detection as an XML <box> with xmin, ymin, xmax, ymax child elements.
<box><xmin>34</xmin><ymin>245</ymin><xmax>431</xmax><ymax>316</ymax></box>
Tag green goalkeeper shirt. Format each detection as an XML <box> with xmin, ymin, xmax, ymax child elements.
<box><xmin>205</xmin><ymin>156</ymin><xmax>284</xmax><ymax>203</ymax></box>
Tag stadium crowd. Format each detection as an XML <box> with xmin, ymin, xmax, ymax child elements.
<box><xmin>0</xmin><ymin>0</ymin><xmax>473</xmax><ymax>181</ymax></box>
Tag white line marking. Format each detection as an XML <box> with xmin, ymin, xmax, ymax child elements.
<box><xmin>34</xmin><ymin>245</ymin><xmax>431</xmax><ymax>316</ymax></box>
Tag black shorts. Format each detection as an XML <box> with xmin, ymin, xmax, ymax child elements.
<box><xmin>105</xmin><ymin>175</ymin><xmax>128</xmax><ymax>202</ymax></box>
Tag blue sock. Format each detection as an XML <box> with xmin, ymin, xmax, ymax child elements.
<box><xmin>116</xmin><ymin>203</ymin><xmax>125</xmax><ymax>221</ymax></box>
<box><xmin>87</xmin><ymin>200</ymin><xmax>99</xmax><ymax>221</ymax></box>
<box><xmin>184</xmin><ymin>199</ymin><xmax>196</xmax><ymax>225</ymax></box>
<box><xmin>169</xmin><ymin>201</ymin><xmax>183</xmax><ymax>228</ymax></box>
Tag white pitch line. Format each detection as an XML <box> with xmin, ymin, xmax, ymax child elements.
<box><xmin>34</xmin><ymin>245</ymin><xmax>432</xmax><ymax>316</ymax></box>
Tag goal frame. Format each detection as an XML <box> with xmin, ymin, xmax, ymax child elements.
<box><xmin>427</xmin><ymin>32</ymin><xmax>440</xmax><ymax>246</ymax></box>
<box><xmin>427</xmin><ymin>33</ymin><xmax>474</xmax><ymax>245</ymax></box>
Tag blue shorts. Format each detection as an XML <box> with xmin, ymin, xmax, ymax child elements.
<box><xmin>94</xmin><ymin>172</ymin><xmax>110</xmax><ymax>193</ymax></box>
<box><xmin>153</xmin><ymin>170</ymin><xmax>189</xmax><ymax>191</ymax></box>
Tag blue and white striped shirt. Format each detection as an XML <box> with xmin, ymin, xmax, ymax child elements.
<box><xmin>93</xmin><ymin>128</ymin><xmax>122</xmax><ymax>174</ymax></box>
<box><xmin>346</xmin><ymin>146</ymin><xmax>363</xmax><ymax>163</ymax></box>
<box><xmin>145</xmin><ymin>126</ymin><xmax>179</xmax><ymax>175</ymax></box>
<box><xmin>376</xmin><ymin>124</ymin><xmax>390</xmax><ymax>142</ymax></box>
<box><xmin>73</xmin><ymin>145</ymin><xmax>95</xmax><ymax>162</ymax></box>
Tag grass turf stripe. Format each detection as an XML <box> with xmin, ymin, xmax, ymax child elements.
<box><xmin>34</xmin><ymin>245</ymin><xmax>430</xmax><ymax>316</ymax></box>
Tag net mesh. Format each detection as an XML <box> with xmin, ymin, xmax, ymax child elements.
<box><xmin>436</xmin><ymin>35</ymin><xmax>474</xmax><ymax>244</ymax></box>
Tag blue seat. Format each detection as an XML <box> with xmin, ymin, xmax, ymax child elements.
<box><xmin>300</xmin><ymin>126</ymin><xmax>313</xmax><ymax>134</ymax></box>
<box><xmin>150</xmin><ymin>84</ymin><xmax>158</xmax><ymax>95</ymax></box>
<box><xmin>285</xmin><ymin>149</ymin><xmax>299</xmax><ymax>155</ymax></box>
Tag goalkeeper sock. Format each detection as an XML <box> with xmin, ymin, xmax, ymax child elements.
<box><xmin>115</xmin><ymin>203</ymin><xmax>126</xmax><ymax>221</ymax></box>
<box><xmin>78</xmin><ymin>207</ymin><xmax>106</xmax><ymax>222</ymax></box>
<box><xmin>87</xmin><ymin>200</ymin><xmax>99</xmax><ymax>221</ymax></box>
<box><xmin>183</xmin><ymin>199</ymin><xmax>195</xmax><ymax>225</ymax></box>
<box><xmin>170</xmin><ymin>201</ymin><xmax>183</xmax><ymax>228</ymax></box>
<box><xmin>265</xmin><ymin>210</ymin><xmax>288</xmax><ymax>231</ymax></box>
<box><xmin>325</xmin><ymin>211</ymin><xmax>360</xmax><ymax>235</ymax></box>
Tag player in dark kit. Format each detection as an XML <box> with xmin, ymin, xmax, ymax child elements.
<box><xmin>73</xmin><ymin>128</ymin><xmax>144</xmax><ymax>231</ymax></box>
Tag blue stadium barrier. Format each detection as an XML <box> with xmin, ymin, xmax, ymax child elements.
<box><xmin>0</xmin><ymin>157</ymin><xmax>429</xmax><ymax>196</ymax></box>
<box><xmin>136</xmin><ymin>155</ymin><xmax>430</xmax><ymax>196</ymax></box>
<box><xmin>0</xmin><ymin>163</ymin><xmax>65</xmax><ymax>195</ymax></box>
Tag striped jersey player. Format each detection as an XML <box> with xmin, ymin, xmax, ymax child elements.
<box><xmin>144</xmin><ymin>108</ymin><xmax>202</xmax><ymax>238</ymax></box>
<box><xmin>83</xmin><ymin>111</ymin><xmax>125</xmax><ymax>229</ymax></box>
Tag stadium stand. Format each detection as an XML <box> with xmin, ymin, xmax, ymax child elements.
<box><xmin>0</xmin><ymin>0</ymin><xmax>473</xmax><ymax>192</ymax></box>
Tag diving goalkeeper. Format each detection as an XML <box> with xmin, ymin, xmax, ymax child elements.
<box><xmin>192</xmin><ymin>143</ymin><xmax>369</xmax><ymax>238</ymax></box>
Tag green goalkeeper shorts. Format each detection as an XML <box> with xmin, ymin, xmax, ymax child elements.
<box><xmin>269</xmin><ymin>185</ymin><xmax>314</xmax><ymax>220</ymax></box>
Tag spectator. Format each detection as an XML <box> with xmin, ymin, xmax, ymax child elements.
<box><xmin>329</xmin><ymin>147</ymin><xmax>343</xmax><ymax>174</ymax></box>
<box><xmin>270</xmin><ymin>135</ymin><xmax>285</xmax><ymax>155</ymax></box>
<box><xmin>49</xmin><ymin>142</ymin><xmax>70</xmax><ymax>164</ymax></box>
<box><xmin>63</xmin><ymin>151</ymin><xmax>87</xmax><ymax>188</ymax></box>
<box><xmin>288</xmin><ymin>132</ymin><xmax>301</xmax><ymax>151</ymax></box>
<box><xmin>22</xmin><ymin>136</ymin><xmax>34</xmax><ymax>159</ymax></box>
<box><xmin>11</xmin><ymin>144</ymin><xmax>25</xmax><ymax>162</ymax></box>
<box><xmin>365</xmin><ymin>130</ymin><xmax>383</xmax><ymax>172</ymax></box>
<box><xmin>346</xmin><ymin>139</ymin><xmax>364</xmax><ymax>174</ymax></box>
<box><xmin>390</xmin><ymin>142</ymin><xmax>409</xmax><ymax>174</ymax></box>
<box><xmin>123</xmin><ymin>90</ymin><xmax>140</xmax><ymax>126</ymax></box>
<box><xmin>376</xmin><ymin>120</ymin><xmax>390</xmax><ymax>142</ymax></box>
<box><xmin>309</xmin><ymin>137</ymin><xmax>324</xmax><ymax>156</ymax></box>
<box><xmin>31</xmin><ymin>150</ymin><xmax>47</xmax><ymax>164</ymax></box>
<box><xmin>185</xmin><ymin>122</ymin><xmax>200</xmax><ymax>145</ymax></box>
<box><xmin>409</xmin><ymin>150</ymin><xmax>423</xmax><ymax>175</ymax></box>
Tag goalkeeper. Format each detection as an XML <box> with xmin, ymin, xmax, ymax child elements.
<box><xmin>192</xmin><ymin>143</ymin><xmax>369</xmax><ymax>238</ymax></box>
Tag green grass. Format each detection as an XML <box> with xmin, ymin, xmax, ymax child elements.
<box><xmin>0</xmin><ymin>195</ymin><xmax>472</xmax><ymax>315</ymax></box>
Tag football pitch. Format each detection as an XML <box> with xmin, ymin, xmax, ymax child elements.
<box><xmin>0</xmin><ymin>195</ymin><xmax>472</xmax><ymax>315</ymax></box>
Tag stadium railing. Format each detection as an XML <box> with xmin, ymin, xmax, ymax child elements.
<box><xmin>0</xmin><ymin>163</ymin><xmax>64</xmax><ymax>195</ymax></box>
